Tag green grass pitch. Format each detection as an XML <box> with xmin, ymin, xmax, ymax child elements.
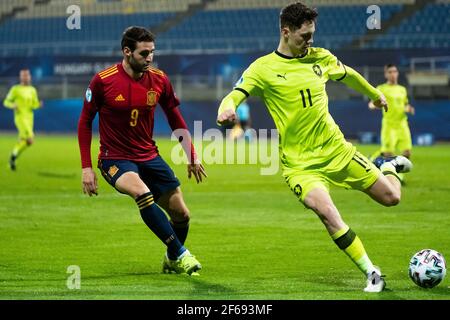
<box><xmin>0</xmin><ymin>134</ymin><xmax>449</xmax><ymax>300</ymax></box>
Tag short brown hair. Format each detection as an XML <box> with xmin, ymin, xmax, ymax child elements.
<box><xmin>384</xmin><ymin>63</ymin><xmax>398</xmax><ymax>70</ymax></box>
<box><xmin>121</xmin><ymin>26</ymin><xmax>155</xmax><ymax>51</ymax></box>
<box><xmin>280</xmin><ymin>2</ymin><xmax>318</xmax><ymax>30</ymax></box>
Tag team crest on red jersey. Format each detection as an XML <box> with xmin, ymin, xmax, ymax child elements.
<box><xmin>147</xmin><ymin>90</ymin><xmax>158</xmax><ymax>106</ymax></box>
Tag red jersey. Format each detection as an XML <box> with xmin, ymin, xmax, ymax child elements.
<box><xmin>78</xmin><ymin>63</ymin><xmax>196</xmax><ymax>168</ymax></box>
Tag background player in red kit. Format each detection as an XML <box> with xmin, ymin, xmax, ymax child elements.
<box><xmin>78</xmin><ymin>26</ymin><xmax>207</xmax><ymax>275</ymax></box>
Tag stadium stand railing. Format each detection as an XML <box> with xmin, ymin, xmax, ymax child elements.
<box><xmin>365</xmin><ymin>2</ymin><xmax>450</xmax><ymax>48</ymax></box>
<box><xmin>0</xmin><ymin>1</ymin><xmax>448</xmax><ymax>54</ymax></box>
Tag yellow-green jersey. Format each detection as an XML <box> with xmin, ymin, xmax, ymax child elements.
<box><xmin>234</xmin><ymin>48</ymin><xmax>355</xmax><ymax>171</ymax></box>
<box><xmin>3</xmin><ymin>84</ymin><xmax>40</xmax><ymax>139</ymax></box>
<box><xmin>3</xmin><ymin>84</ymin><xmax>40</xmax><ymax>120</ymax></box>
<box><xmin>376</xmin><ymin>83</ymin><xmax>412</xmax><ymax>153</ymax></box>
<box><xmin>376</xmin><ymin>83</ymin><xmax>408</xmax><ymax>124</ymax></box>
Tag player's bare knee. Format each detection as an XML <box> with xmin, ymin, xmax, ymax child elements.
<box><xmin>181</xmin><ymin>208</ymin><xmax>190</xmax><ymax>220</ymax></box>
<box><xmin>381</xmin><ymin>190</ymin><xmax>400</xmax><ymax>207</ymax></box>
<box><xmin>115</xmin><ymin>172</ymin><xmax>149</xmax><ymax>199</ymax></box>
<box><xmin>390</xmin><ymin>192</ymin><xmax>401</xmax><ymax>206</ymax></box>
<box><xmin>311</xmin><ymin>202</ymin><xmax>338</xmax><ymax>224</ymax></box>
<box><xmin>26</xmin><ymin>139</ymin><xmax>33</xmax><ymax>146</ymax></box>
<box><xmin>134</xmin><ymin>188</ymin><xmax>152</xmax><ymax>200</ymax></box>
<box><xmin>122</xmin><ymin>182</ymin><xmax>150</xmax><ymax>199</ymax></box>
<box><xmin>175</xmin><ymin>211</ymin><xmax>190</xmax><ymax>223</ymax></box>
<box><xmin>304</xmin><ymin>199</ymin><xmax>320</xmax><ymax>214</ymax></box>
<box><xmin>305</xmin><ymin>194</ymin><xmax>334</xmax><ymax>216</ymax></box>
<box><xmin>320</xmin><ymin>203</ymin><xmax>338</xmax><ymax>217</ymax></box>
<box><xmin>169</xmin><ymin>206</ymin><xmax>190</xmax><ymax>221</ymax></box>
<box><xmin>167</xmin><ymin>189</ymin><xmax>190</xmax><ymax>220</ymax></box>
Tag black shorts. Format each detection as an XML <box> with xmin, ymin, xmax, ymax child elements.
<box><xmin>240</xmin><ymin>120</ymin><xmax>249</xmax><ymax>129</ymax></box>
<box><xmin>98</xmin><ymin>155</ymin><xmax>180</xmax><ymax>201</ymax></box>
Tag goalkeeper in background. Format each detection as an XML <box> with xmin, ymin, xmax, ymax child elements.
<box><xmin>369</xmin><ymin>64</ymin><xmax>414</xmax><ymax>170</ymax></box>
<box><xmin>3</xmin><ymin>69</ymin><xmax>42</xmax><ymax>171</ymax></box>
<box><xmin>217</xmin><ymin>2</ymin><xmax>413</xmax><ymax>293</ymax></box>
<box><xmin>229</xmin><ymin>101</ymin><xmax>253</xmax><ymax>141</ymax></box>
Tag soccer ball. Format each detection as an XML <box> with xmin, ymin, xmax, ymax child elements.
<box><xmin>408</xmin><ymin>249</ymin><xmax>447</xmax><ymax>288</ymax></box>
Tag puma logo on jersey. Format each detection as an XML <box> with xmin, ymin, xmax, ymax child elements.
<box><xmin>115</xmin><ymin>94</ymin><xmax>125</xmax><ymax>101</ymax></box>
<box><xmin>277</xmin><ymin>73</ymin><xmax>287</xmax><ymax>80</ymax></box>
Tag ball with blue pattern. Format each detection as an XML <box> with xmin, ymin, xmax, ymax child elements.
<box><xmin>408</xmin><ymin>249</ymin><xmax>446</xmax><ymax>288</ymax></box>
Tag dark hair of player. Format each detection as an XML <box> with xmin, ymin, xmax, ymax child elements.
<box><xmin>384</xmin><ymin>63</ymin><xmax>398</xmax><ymax>70</ymax></box>
<box><xmin>121</xmin><ymin>26</ymin><xmax>155</xmax><ymax>51</ymax></box>
<box><xmin>280</xmin><ymin>2</ymin><xmax>318</xmax><ymax>30</ymax></box>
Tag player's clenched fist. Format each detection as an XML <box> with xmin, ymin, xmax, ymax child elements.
<box><xmin>217</xmin><ymin>108</ymin><xmax>237</xmax><ymax>126</ymax></box>
<box><xmin>371</xmin><ymin>93</ymin><xmax>388</xmax><ymax>112</ymax></box>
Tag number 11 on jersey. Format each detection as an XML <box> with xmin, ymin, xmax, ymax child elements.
<box><xmin>300</xmin><ymin>89</ymin><xmax>313</xmax><ymax>108</ymax></box>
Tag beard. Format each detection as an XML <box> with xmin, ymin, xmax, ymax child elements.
<box><xmin>128</xmin><ymin>55</ymin><xmax>148</xmax><ymax>73</ymax></box>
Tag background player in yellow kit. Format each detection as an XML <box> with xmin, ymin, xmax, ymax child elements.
<box><xmin>217</xmin><ymin>2</ymin><xmax>413</xmax><ymax>293</ymax></box>
<box><xmin>3</xmin><ymin>69</ymin><xmax>42</xmax><ymax>171</ymax></box>
<box><xmin>369</xmin><ymin>64</ymin><xmax>415</xmax><ymax>159</ymax></box>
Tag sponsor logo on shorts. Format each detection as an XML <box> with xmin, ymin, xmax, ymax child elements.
<box><xmin>293</xmin><ymin>184</ymin><xmax>302</xmax><ymax>197</ymax></box>
<box><xmin>108</xmin><ymin>165</ymin><xmax>119</xmax><ymax>177</ymax></box>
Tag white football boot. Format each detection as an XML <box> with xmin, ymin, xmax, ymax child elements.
<box><xmin>387</xmin><ymin>155</ymin><xmax>413</xmax><ymax>173</ymax></box>
<box><xmin>364</xmin><ymin>268</ymin><xmax>386</xmax><ymax>293</ymax></box>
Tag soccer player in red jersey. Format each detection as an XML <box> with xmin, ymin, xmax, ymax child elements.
<box><xmin>78</xmin><ymin>26</ymin><xmax>207</xmax><ymax>275</ymax></box>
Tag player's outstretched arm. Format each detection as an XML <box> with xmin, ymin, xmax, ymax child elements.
<box><xmin>340</xmin><ymin>66</ymin><xmax>388</xmax><ymax>112</ymax></box>
<box><xmin>163</xmin><ymin>106</ymin><xmax>207</xmax><ymax>183</ymax></box>
<box><xmin>217</xmin><ymin>90</ymin><xmax>247</xmax><ymax>126</ymax></box>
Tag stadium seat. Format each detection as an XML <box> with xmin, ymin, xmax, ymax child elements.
<box><xmin>0</xmin><ymin>2</ymin><xmax>448</xmax><ymax>55</ymax></box>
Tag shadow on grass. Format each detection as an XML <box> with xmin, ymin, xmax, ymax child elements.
<box><xmin>405</xmin><ymin>285</ymin><xmax>450</xmax><ymax>298</ymax></box>
<box><xmin>297</xmin><ymin>274</ymin><xmax>408</xmax><ymax>300</ymax></box>
<box><xmin>0</xmin><ymin>271</ymin><xmax>161</xmax><ymax>286</ymax></box>
<box><xmin>186</xmin><ymin>277</ymin><xmax>240</xmax><ymax>299</ymax></box>
<box><xmin>1</xmin><ymin>271</ymin><xmax>240</xmax><ymax>300</ymax></box>
<box><xmin>37</xmin><ymin>171</ymin><xmax>77</xmax><ymax>179</ymax></box>
<box><xmin>300</xmin><ymin>273</ymin><xmax>450</xmax><ymax>299</ymax></box>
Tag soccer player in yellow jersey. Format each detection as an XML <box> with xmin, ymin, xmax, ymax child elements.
<box><xmin>369</xmin><ymin>64</ymin><xmax>414</xmax><ymax>159</ymax></box>
<box><xmin>3</xmin><ymin>69</ymin><xmax>42</xmax><ymax>171</ymax></box>
<box><xmin>217</xmin><ymin>2</ymin><xmax>413</xmax><ymax>292</ymax></box>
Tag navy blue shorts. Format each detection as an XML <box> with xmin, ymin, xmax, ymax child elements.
<box><xmin>98</xmin><ymin>156</ymin><xmax>180</xmax><ymax>201</ymax></box>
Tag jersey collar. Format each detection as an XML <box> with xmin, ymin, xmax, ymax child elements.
<box><xmin>275</xmin><ymin>49</ymin><xmax>308</xmax><ymax>59</ymax></box>
<box><xmin>118</xmin><ymin>62</ymin><xmax>147</xmax><ymax>82</ymax></box>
